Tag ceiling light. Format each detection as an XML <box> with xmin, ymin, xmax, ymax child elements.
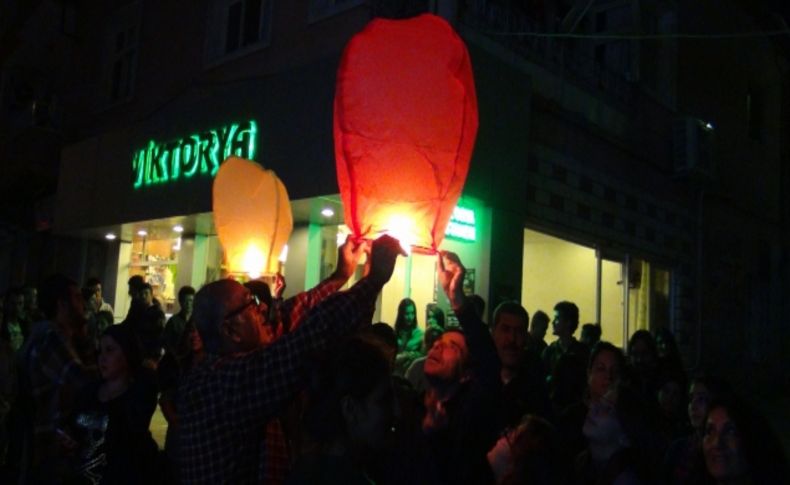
<box><xmin>105</xmin><ymin>233</ymin><xmax>117</xmax><ymax>240</ymax></box>
<box><xmin>173</xmin><ymin>225</ymin><xmax>184</xmax><ymax>233</ymax></box>
<box><xmin>321</xmin><ymin>207</ymin><xmax>335</xmax><ymax>217</ymax></box>
<box><xmin>137</xmin><ymin>230</ymin><xmax>148</xmax><ymax>237</ymax></box>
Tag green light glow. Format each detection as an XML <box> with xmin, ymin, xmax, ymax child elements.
<box><xmin>132</xmin><ymin>120</ymin><xmax>258</xmax><ymax>189</ymax></box>
<box><xmin>445</xmin><ymin>205</ymin><xmax>477</xmax><ymax>242</ymax></box>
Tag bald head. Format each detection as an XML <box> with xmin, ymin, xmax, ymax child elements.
<box><xmin>194</xmin><ymin>279</ymin><xmax>249</xmax><ymax>355</ymax></box>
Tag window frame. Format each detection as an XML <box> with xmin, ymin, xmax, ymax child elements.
<box><xmin>203</xmin><ymin>0</ymin><xmax>274</xmax><ymax>69</ymax></box>
<box><xmin>100</xmin><ymin>2</ymin><xmax>142</xmax><ymax>109</ymax></box>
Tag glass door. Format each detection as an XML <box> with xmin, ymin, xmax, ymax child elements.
<box><xmin>523</xmin><ymin>228</ymin><xmax>671</xmax><ymax>349</ymax></box>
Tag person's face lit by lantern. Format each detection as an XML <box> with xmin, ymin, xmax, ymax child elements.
<box><xmin>703</xmin><ymin>406</ymin><xmax>748</xmax><ymax>482</ymax></box>
<box><xmin>222</xmin><ymin>288</ymin><xmax>270</xmax><ymax>352</ymax></box>
<box><xmin>424</xmin><ymin>331</ymin><xmax>469</xmax><ymax>382</ymax></box>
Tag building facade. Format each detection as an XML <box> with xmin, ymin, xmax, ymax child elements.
<box><xmin>1</xmin><ymin>0</ymin><xmax>787</xmax><ymax>390</ymax></box>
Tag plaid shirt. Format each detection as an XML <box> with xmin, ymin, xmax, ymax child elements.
<box><xmin>263</xmin><ymin>276</ymin><xmax>346</xmax><ymax>484</ymax></box>
<box><xmin>24</xmin><ymin>322</ymin><xmax>98</xmax><ymax>475</ymax></box>
<box><xmin>178</xmin><ymin>277</ymin><xmax>379</xmax><ymax>484</ymax></box>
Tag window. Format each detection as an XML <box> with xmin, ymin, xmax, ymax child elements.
<box><xmin>309</xmin><ymin>0</ymin><xmax>366</xmax><ymax>23</ymax></box>
<box><xmin>205</xmin><ymin>0</ymin><xmax>272</xmax><ymax>64</ymax></box>
<box><xmin>102</xmin><ymin>3</ymin><xmax>140</xmax><ymax>106</ymax></box>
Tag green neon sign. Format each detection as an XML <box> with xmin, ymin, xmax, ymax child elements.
<box><xmin>445</xmin><ymin>205</ymin><xmax>476</xmax><ymax>242</ymax></box>
<box><xmin>132</xmin><ymin>120</ymin><xmax>257</xmax><ymax>189</ymax></box>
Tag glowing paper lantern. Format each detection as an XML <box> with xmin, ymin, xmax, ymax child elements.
<box><xmin>212</xmin><ymin>157</ymin><xmax>293</xmax><ymax>278</ymax></box>
<box><xmin>334</xmin><ymin>13</ymin><xmax>478</xmax><ymax>251</ymax></box>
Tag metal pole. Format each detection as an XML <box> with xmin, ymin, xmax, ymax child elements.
<box><xmin>623</xmin><ymin>254</ymin><xmax>631</xmax><ymax>349</ymax></box>
<box><xmin>595</xmin><ymin>248</ymin><xmax>602</xmax><ymax>325</ymax></box>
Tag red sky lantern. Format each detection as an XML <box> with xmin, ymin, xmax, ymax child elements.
<box><xmin>213</xmin><ymin>157</ymin><xmax>293</xmax><ymax>278</ymax></box>
<box><xmin>334</xmin><ymin>13</ymin><xmax>478</xmax><ymax>252</ymax></box>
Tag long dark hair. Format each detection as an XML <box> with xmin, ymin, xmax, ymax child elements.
<box><xmin>394</xmin><ymin>298</ymin><xmax>417</xmax><ymax>334</ymax></box>
<box><xmin>700</xmin><ymin>395</ymin><xmax>789</xmax><ymax>484</ymax></box>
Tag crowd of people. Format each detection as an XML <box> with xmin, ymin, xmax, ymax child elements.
<box><xmin>0</xmin><ymin>234</ymin><xmax>786</xmax><ymax>484</ymax></box>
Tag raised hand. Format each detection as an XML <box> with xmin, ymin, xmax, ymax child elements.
<box><xmin>334</xmin><ymin>235</ymin><xmax>369</xmax><ymax>281</ymax></box>
<box><xmin>369</xmin><ymin>235</ymin><xmax>406</xmax><ymax>286</ymax></box>
<box><xmin>272</xmin><ymin>273</ymin><xmax>286</xmax><ymax>299</ymax></box>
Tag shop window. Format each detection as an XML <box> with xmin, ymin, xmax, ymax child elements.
<box><xmin>205</xmin><ymin>0</ymin><xmax>273</xmax><ymax>65</ymax></box>
<box><xmin>129</xmin><ymin>235</ymin><xmax>181</xmax><ymax>314</ymax></box>
<box><xmin>309</xmin><ymin>0</ymin><xmax>366</xmax><ymax>23</ymax></box>
<box><xmin>102</xmin><ymin>3</ymin><xmax>140</xmax><ymax>105</ymax></box>
<box><xmin>522</xmin><ymin>228</ymin><xmax>672</xmax><ymax>349</ymax></box>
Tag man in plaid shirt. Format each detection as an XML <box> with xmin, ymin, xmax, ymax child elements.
<box><xmin>178</xmin><ymin>235</ymin><xmax>404</xmax><ymax>484</ymax></box>
<box><xmin>22</xmin><ymin>274</ymin><xmax>99</xmax><ymax>483</ymax></box>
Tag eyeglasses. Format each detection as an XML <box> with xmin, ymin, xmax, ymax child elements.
<box><xmin>224</xmin><ymin>294</ymin><xmax>262</xmax><ymax>322</ymax></box>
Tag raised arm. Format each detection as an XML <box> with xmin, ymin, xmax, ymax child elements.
<box><xmin>232</xmin><ymin>235</ymin><xmax>404</xmax><ymax>423</ymax></box>
<box><xmin>279</xmin><ymin>236</ymin><xmax>368</xmax><ymax>333</ymax></box>
<box><xmin>437</xmin><ymin>251</ymin><xmax>501</xmax><ymax>390</ymax></box>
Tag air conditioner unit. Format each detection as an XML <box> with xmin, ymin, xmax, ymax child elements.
<box><xmin>673</xmin><ymin>117</ymin><xmax>714</xmax><ymax>178</ymax></box>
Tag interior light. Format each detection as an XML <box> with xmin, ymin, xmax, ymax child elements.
<box><xmin>137</xmin><ymin>230</ymin><xmax>148</xmax><ymax>237</ymax></box>
<box><xmin>173</xmin><ymin>225</ymin><xmax>184</xmax><ymax>233</ymax></box>
<box><xmin>321</xmin><ymin>207</ymin><xmax>335</xmax><ymax>217</ymax></box>
<box><xmin>105</xmin><ymin>233</ymin><xmax>117</xmax><ymax>240</ymax></box>
<box><xmin>279</xmin><ymin>244</ymin><xmax>289</xmax><ymax>263</ymax></box>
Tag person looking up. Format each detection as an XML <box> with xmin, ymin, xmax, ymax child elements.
<box><xmin>177</xmin><ymin>235</ymin><xmax>403</xmax><ymax>484</ymax></box>
<box><xmin>421</xmin><ymin>251</ymin><xmax>503</xmax><ymax>484</ymax></box>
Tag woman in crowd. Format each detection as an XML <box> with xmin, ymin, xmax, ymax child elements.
<box><xmin>67</xmin><ymin>324</ymin><xmax>161</xmax><ymax>484</ymax></box>
<box><xmin>425</xmin><ymin>304</ymin><xmax>445</xmax><ymax>330</ymax></box>
<box><xmin>664</xmin><ymin>374</ymin><xmax>729</xmax><ymax>484</ymax></box>
<box><xmin>394</xmin><ymin>298</ymin><xmax>424</xmax><ymax>376</ymax></box>
<box><xmin>575</xmin><ymin>383</ymin><xmax>662</xmax><ymax>484</ymax></box>
<box><xmin>557</xmin><ymin>341</ymin><xmax>626</xmax><ymax>456</ymax></box>
<box><xmin>487</xmin><ymin>414</ymin><xmax>570</xmax><ymax>484</ymax></box>
<box><xmin>700</xmin><ymin>395</ymin><xmax>788</xmax><ymax>485</ymax></box>
<box><xmin>288</xmin><ymin>336</ymin><xmax>396</xmax><ymax>484</ymax></box>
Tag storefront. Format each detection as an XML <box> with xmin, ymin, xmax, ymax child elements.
<box><xmin>521</xmin><ymin>227</ymin><xmax>671</xmax><ymax>348</ymax></box>
<box><xmin>55</xmin><ymin>110</ymin><xmax>493</xmax><ymax>326</ymax></box>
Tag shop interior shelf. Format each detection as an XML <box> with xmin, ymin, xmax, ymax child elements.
<box><xmin>129</xmin><ymin>260</ymin><xmax>178</xmax><ymax>267</ymax></box>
